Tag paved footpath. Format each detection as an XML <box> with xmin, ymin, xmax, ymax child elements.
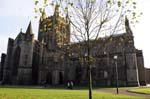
<box><xmin>95</xmin><ymin>88</ymin><xmax>150</xmax><ymax>98</ymax></box>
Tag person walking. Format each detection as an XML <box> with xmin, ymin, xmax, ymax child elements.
<box><xmin>70</xmin><ymin>81</ymin><xmax>73</xmax><ymax>89</ymax></box>
<box><xmin>67</xmin><ymin>82</ymin><xmax>70</xmax><ymax>89</ymax></box>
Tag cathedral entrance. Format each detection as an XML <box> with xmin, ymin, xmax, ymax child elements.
<box><xmin>59</xmin><ymin>72</ymin><xmax>63</xmax><ymax>85</ymax></box>
<box><xmin>52</xmin><ymin>70</ymin><xmax>64</xmax><ymax>85</ymax></box>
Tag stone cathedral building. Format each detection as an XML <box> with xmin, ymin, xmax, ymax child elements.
<box><xmin>0</xmin><ymin>7</ymin><xmax>146</xmax><ymax>86</ymax></box>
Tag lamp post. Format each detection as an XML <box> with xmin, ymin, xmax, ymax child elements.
<box><xmin>114</xmin><ymin>55</ymin><xmax>119</xmax><ymax>94</ymax></box>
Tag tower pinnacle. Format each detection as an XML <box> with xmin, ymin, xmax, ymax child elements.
<box><xmin>54</xmin><ymin>4</ymin><xmax>59</xmax><ymax>17</ymax></box>
<box><xmin>26</xmin><ymin>21</ymin><xmax>32</xmax><ymax>35</ymax></box>
<box><xmin>42</xmin><ymin>8</ymin><xmax>46</xmax><ymax>20</ymax></box>
<box><xmin>125</xmin><ymin>16</ymin><xmax>133</xmax><ymax>36</ymax></box>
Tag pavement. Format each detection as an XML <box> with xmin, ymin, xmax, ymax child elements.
<box><xmin>95</xmin><ymin>87</ymin><xmax>150</xmax><ymax>98</ymax></box>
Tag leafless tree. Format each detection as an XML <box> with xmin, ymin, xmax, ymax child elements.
<box><xmin>35</xmin><ymin>0</ymin><xmax>141</xmax><ymax>99</ymax></box>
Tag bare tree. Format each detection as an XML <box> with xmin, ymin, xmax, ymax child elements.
<box><xmin>34</xmin><ymin>0</ymin><xmax>141</xmax><ymax>99</ymax></box>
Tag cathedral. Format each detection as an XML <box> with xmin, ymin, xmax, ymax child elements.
<box><xmin>0</xmin><ymin>7</ymin><xmax>146</xmax><ymax>86</ymax></box>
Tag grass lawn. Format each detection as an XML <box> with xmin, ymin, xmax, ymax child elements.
<box><xmin>0</xmin><ymin>87</ymin><xmax>146</xmax><ymax>99</ymax></box>
<box><xmin>128</xmin><ymin>88</ymin><xmax>150</xmax><ymax>94</ymax></box>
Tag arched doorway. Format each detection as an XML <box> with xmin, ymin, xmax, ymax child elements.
<box><xmin>12</xmin><ymin>46</ymin><xmax>21</xmax><ymax>76</ymax></box>
<box><xmin>59</xmin><ymin>72</ymin><xmax>63</xmax><ymax>85</ymax></box>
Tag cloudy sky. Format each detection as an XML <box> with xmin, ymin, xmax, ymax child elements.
<box><xmin>0</xmin><ymin>0</ymin><xmax>150</xmax><ymax>68</ymax></box>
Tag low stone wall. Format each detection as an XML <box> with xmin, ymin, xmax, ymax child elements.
<box><xmin>145</xmin><ymin>68</ymin><xmax>150</xmax><ymax>84</ymax></box>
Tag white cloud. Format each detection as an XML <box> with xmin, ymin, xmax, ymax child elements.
<box><xmin>0</xmin><ymin>0</ymin><xmax>34</xmax><ymax>17</ymax></box>
<box><xmin>0</xmin><ymin>0</ymin><xmax>150</xmax><ymax>68</ymax></box>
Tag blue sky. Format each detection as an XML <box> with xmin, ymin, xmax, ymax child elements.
<box><xmin>0</xmin><ymin>0</ymin><xmax>150</xmax><ymax>68</ymax></box>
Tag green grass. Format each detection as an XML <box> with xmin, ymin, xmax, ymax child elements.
<box><xmin>128</xmin><ymin>88</ymin><xmax>150</xmax><ymax>94</ymax></box>
<box><xmin>0</xmin><ymin>87</ymin><xmax>146</xmax><ymax>99</ymax></box>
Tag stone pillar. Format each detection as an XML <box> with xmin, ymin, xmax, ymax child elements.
<box><xmin>0</xmin><ymin>54</ymin><xmax>6</xmax><ymax>81</ymax></box>
<box><xmin>126</xmin><ymin>53</ymin><xmax>139</xmax><ymax>86</ymax></box>
<box><xmin>136</xmin><ymin>50</ymin><xmax>146</xmax><ymax>85</ymax></box>
<box><xmin>52</xmin><ymin>70</ymin><xmax>59</xmax><ymax>85</ymax></box>
<box><xmin>2</xmin><ymin>38</ymin><xmax>14</xmax><ymax>84</ymax></box>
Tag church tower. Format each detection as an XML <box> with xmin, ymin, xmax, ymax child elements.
<box><xmin>124</xmin><ymin>16</ymin><xmax>135</xmax><ymax>52</ymax></box>
<box><xmin>17</xmin><ymin>22</ymin><xmax>34</xmax><ymax>85</ymax></box>
<box><xmin>38</xmin><ymin>6</ymin><xmax>70</xmax><ymax>50</ymax></box>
